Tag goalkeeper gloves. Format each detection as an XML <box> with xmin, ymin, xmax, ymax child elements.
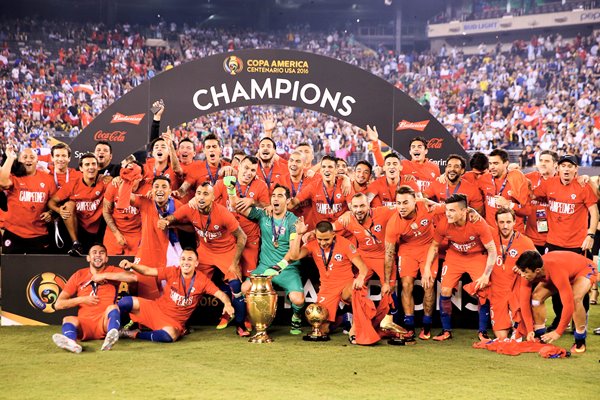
<box><xmin>224</xmin><ymin>176</ymin><xmax>237</xmax><ymax>196</ymax></box>
<box><xmin>263</xmin><ymin>260</ymin><xmax>289</xmax><ymax>276</ymax></box>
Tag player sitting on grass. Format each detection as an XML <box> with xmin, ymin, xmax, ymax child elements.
<box><xmin>118</xmin><ymin>248</ymin><xmax>235</xmax><ymax>342</ymax></box>
<box><xmin>52</xmin><ymin>243</ymin><xmax>131</xmax><ymax>353</ymax></box>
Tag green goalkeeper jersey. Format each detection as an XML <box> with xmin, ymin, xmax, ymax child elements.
<box><xmin>247</xmin><ymin>207</ymin><xmax>300</xmax><ymax>269</ymax></box>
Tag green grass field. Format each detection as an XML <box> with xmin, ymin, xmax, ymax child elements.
<box><xmin>2</xmin><ymin>303</ymin><xmax>598</xmax><ymax>400</ymax></box>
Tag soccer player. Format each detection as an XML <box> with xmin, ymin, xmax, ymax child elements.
<box><xmin>424</xmin><ymin>154</ymin><xmax>483</xmax><ymax>212</ymax></box>
<box><xmin>289</xmin><ymin>219</ymin><xmax>369</xmax><ymax>340</ymax></box>
<box><xmin>367</xmin><ymin>153</ymin><xmax>419</xmax><ymax>207</ymax></box>
<box><xmin>290</xmin><ymin>155</ymin><xmax>354</xmax><ymax>229</ymax></box>
<box><xmin>516</xmin><ymin>250</ymin><xmax>597</xmax><ymax>353</ymax></box>
<box><xmin>352</xmin><ymin>161</ymin><xmax>373</xmax><ymax>194</ymax></box>
<box><xmin>400</xmin><ymin>136</ymin><xmax>441</xmax><ymax>192</ymax></box>
<box><xmin>478</xmin><ymin>149</ymin><xmax>530</xmax><ymax>231</ymax></box>
<box><xmin>161</xmin><ymin>182</ymin><xmax>249</xmax><ymax>336</ymax></box>
<box><xmin>51</xmin><ymin>244</ymin><xmax>128</xmax><ymax>353</ymax></box>
<box><xmin>95</xmin><ymin>141</ymin><xmax>121</xmax><ymax>177</ymax></box>
<box><xmin>214</xmin><ymin>156</ymin><xmax>269</xmax><ymax>278</ymax></box>
<box><xmin>48</xmin><ymin>143</ymin><xmax>80</xmax><ymax>189</ymax></box>
<box><xmin>117</xmin><ymin>248</ymin><xmax>235</xmax><ymax>342</ymax></box>
<box><xmin>48</xmin><ymin>153</ymin><xmax>107</xmax><ymax>256</ymax></box>
<box><xmin>132</xmin><ymin>175</ymin><xmax>183</xmax><ymax>299</ymax></box>
<box><xmin>489</xmin><ymin>207</ymin><xmax>536</xmax><ymax>340</ymax></box>
<box><xmin>237</xmin><ymin>184</ymin><xmax>305</xmax><ymax>334</ymax></box>
<box><xmin>0</xmin><ymin>147</ymin><xmax>56</xmax><ymax>253</ymax></box>
<box><xmin>461</xmin><ymin>152</ymin><xmax>489</xmax><ymax>185</ymax></box>
<box><xmin>140</xmin><ymin>135</ymin><xmax>181</xmax><ymax>192</ymax></box>
<box><xmin>256</xmin><ymin>137</ymin><xmax>289</xmax><ymax>192</ymax></box>
<box><xmin>102</xmin><ymin>160</ymin><xmax>143</xmax><ymax>255</ymax></box>
<box><xmin>273</xmin><ymin>150</ymin><xmax>315</xmax><ymax>226</ymax></box>
<box><xmin>382</xmin><ymin>186</ymin><xmax>444</xmax><ymax>340</ymax></box>
<box><xmin>422</xmin><ymin>193</ymin><xmax>497</xmax><ymax>341</ymax></box>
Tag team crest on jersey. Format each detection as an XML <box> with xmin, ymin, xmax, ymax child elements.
<box><xmin>469</xmin><ymin>236</ymin><xmax>475</xmax><ymax>240</ymax></box>
<box><xmin>374</xmin><ymin>224</ymin><xmax>382</xmax><ymax>232</ymax></box>
<box><xmin>420</xmin><ymin>219</ymin><xmax>429</xmax><ymax>226</ymax></box>
<box><xmin>571</xmin><ymin>194</ymin><xmax>576</xmax><ymax>199</ymax></box>
<box><xmin>507</xmin><ymin>190</ymin><xmax>512</xmax><ymax>196</ymax></box>
<box><xmin>95</xmin><ymin>191</ymin><xmax>101</xmax><ymax>196</ymax></box>
<box><xmin>40</xmin><ymin>182</ymin><xmax>45</xmax><ymax>188</ymax></box>
<box><xmin>214</xmin><ymin>225</ymin><xmax>220</xmax><ymax>230</ymax></box>
<box><xmin>431</xmin><ymin>172</ymin><xmax>435</xmax><ymax>177</ymax></box>
<box><xmin>509</xmin><ymin>249</ymin><xmax>518</xmax><ymax>258</ymax></box>
<box><xmin>249</xmin><ymin>192</ymin><xmax>255</xmax><ymax>197</ymax></box>
<box><xmin>336</xmin><ymin>193</ymin><xmax>341</xmax><ymax>199</ymax></box>
<box><xmin>334</xmin><ymin>254</ymin><xmax>343</xmax><ymax>261</ymax></box>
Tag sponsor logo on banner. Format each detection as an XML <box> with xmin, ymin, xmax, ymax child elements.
<box><xmin>223</xmin><ymin>55</ymin><xmax>244</xmax><ymax>75</ymax></box>
<box><xmin>94</xmin><ymin>130</ymin><xmax>127</xmax><ymax>142</ymax></box>
<box><xmin>110</xmin><ymin>113</ymin><xmax>145</xmax><ymax>125</ymax></box>
<box><xmin>395</xmin><ymin>120</ymin><xmax>430</xmax><ymax>132</ymax></box>
<box><xmin>26</xmin><ymin>272</ymin><xmax>67</xmax><ymax>313</ymax></box>
<box><xmin>427</xmin><ymin>138</ymin><xmax>444</xmax><ymax>149</ymax></box>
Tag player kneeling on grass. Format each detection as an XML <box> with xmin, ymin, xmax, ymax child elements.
<box><xmin>516</xmin><ymin>250</ymin><xmax>598</xmax><ymax>353</ymax></box>
<box><xmin>118</xmin><ymin>248</ymin><xmax>235</xmax><ymax>343</ymax></box>
<box><xmin>52</xmin><ymin>243</ymin><xmax>132</xmax><ymax>353</ymax></box>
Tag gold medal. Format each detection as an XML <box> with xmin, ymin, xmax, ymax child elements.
<box><xmin>273</xmin><ymin>241</ymin><xmax>279</xmax><ymax>248</ymax></box>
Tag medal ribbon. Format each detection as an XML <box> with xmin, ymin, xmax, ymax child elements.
<box><xmin>155</xmin><ymin>198</ymin><xmax>179</xmax><ymax>245</ymax></box>
<box><xmin>206</xmin><ymin>161</ymin><xmax>221</xmax><ymax>185</ymax></box>
<box><xmin>501</xmin><ymin>231</ymin><xmax>517</xmax><ymax>263</ymax></box>
<box><xmin>322</xmin><ymin>180</ymin><xmax>337</xmax><ymax>213</ymax></box>
<box><xmin>260</xmin><ymin>163</ymin><xmax>274</xmax><ymax>189</ymax></box>
<box><xmin>445</xmin><ymin>181</ymin><xmax>461</xmax><ymax>199</ymax></box>
<box><xmin>320</xmin><ymin>238</ymin><xmax>337</xmax><ymax>271</ymax></box>
<box><xmin>180</xmin><ymin>272</ymin><xmax>196</xmax><ymax>301</ymax></box>
<box><xmin>289</xmin><ymin>177</ymin><xmax>303</xmax><ymax>197</ymax></box>
<box><xmin>493</xmin><ymin>176</ymin><xmax>508</xmax><ymax>196</ymax></box>
<box><xmin>271</xmin><ymin>213</ymin><xmax>289</xmax><ymax>245</ymax></box>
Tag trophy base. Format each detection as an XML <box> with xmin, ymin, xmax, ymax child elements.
<box><xmin>303</xmin><ymin>334</ymin><xmax>330</xmax><ymax>342</ymax></box>
<box><xmin>387</xmin><ymin>337</ymin><xmax>416</xmax><ymax>346</ymax></box>
<box><xmin>249</xmin><ymin>331</ymin><xmax>273</xmax><ymax>343</ymax></box>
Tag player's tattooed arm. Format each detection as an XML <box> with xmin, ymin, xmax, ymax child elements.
<box><xmin>172</xmin><ymin>181</ymin><xmax>190</xmax><ymax>199</ymax></box>
<box><xmin>383</xmin><ymin>241</ymin><xmax>396</xmax><ymax>284</ymax></box>
<box><xmin>102</xmin><ymin>199</ymin><xmax>126</xmax><ymax>245</ymax></box>
<box><xmin>473</xmin><ymin>240</ymin><xmax>498</xmax><ymax>291</ymax></box>
<box><xmin>231</xmin><ymin>226</ymin><xmax>247</xmax><ymax>271</ymax></box>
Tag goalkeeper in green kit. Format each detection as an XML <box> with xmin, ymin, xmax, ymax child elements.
<box><xmin>224</xmin><ymin>176</ymin><xmax>305</xmax><ymax>334</ymax></box>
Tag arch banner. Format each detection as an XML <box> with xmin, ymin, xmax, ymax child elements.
<box><xmin>71</xmin><ymin>49</ymin><xmax>466</xmax><ymax>168</ymax></box>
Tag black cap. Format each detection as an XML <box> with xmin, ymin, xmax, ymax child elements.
<box><xmin>558</xmin><ymin>155</ymin><xmax>578</xmax><ymax>166</ymax></box>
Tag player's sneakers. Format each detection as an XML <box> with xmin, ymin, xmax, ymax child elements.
<box><xmin>216</xmin><ymin>312</ymin><xmax>233</xmax><ymax>330</ymax></box>
<box><xmin>236</xmin><ymin>325</ymin><xmax>251</xmax><ymax>337</ymax></box>
<box><xmin>67</xmin><ymin>242</ymin><xmax>84</xmax><ymax>257</ymax></box>
<box><xmin>244</xmin><ymin>318</ymin><xmax>253</xmax><ymax>332</ymax></box>
<box><xmin>478</xmin><ymin>330</ymin><xmax>491</xmax><ymax>342</ymax></box>
<box><xmin>101</xmin><ymin>328</ymin><xmax>119</xmax><ymax>351</ymax></box>
<box><xmin>570</xmin><ymin>342</ymin><xmax>586</xmax><ymax>353</ymax></box>
<box><xmin>52</xmin><ymin>334</ymin><xmax>82</xmax><ymax>353</ymax></box>
<box><xmin>418</xmin><ymin>328</ymin><xmax>431</xmax><ymax>340</ymax></box>
<box><xmin>290</xmin><ymin>313</ymin><xmax>302</xmax><ymax>335</ymax></box>
<box><xmin>432</xmin><ymin>330</ymin><xmax>453</xmax><ymax>341</ymax></box>
<box><xmin>403</xmin><ymin>330</ymin><xmax>415</xmax><ymax>341</ymax></box>
<box><xmin>593</xmin><ymin>327</ymin><xmax>600</xmax><ymax>335</ymax></box>
<box><xmin>119</xmin><ymin>329</ymin><xmax>139</xmax><ymax>339</ymax></box>
<box><xmin>379</xmin><ymin>314</ymin><xmax>407</xmax><ymax>335</ymax></box>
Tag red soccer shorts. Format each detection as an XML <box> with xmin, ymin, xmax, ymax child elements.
<box><xmin>398</xmin><ymin>247</ymin><xmax>438</xmax><ymax>279</ymax></box>
<box><xmin>78</xmin><ymin>313</ymin><xmax>107</xmax><ymax>341</ymax></box>
<box><xmin>241</xmin><ymin>239</ymin><xmax>259</xmax><ymax>278</ymax></box>
<box><xmin>131</xmin><ymin>297</ymin><xmax>184</xmax><ymax>333</ymax></box>
<box><xmin>136</xmin><ymin>273</ymin><xmax>162</xmax><ymax>300</ymax></box>
<box><xmin>362</xmin><ymin>255</ymin><xmax>385</xmax><ymax>282</ymax></box>
<box><xmin>103</xmin><ymin>229</ymin><xmax>141</xmax><ymax>256</ymax></box>
<box><xmin>317</xmin><ymin>279</ymin><xmax>352</xmax><ymax>322</ymax></box>
<box><xmin>440</xmin><ymin>252</ymin><xmax>487</xmax><ymax>291</ymax></box>
<box><xmin>196</xmin><ymin>247</ymin><xmax>238</xmax><ymax>281</ymax></box>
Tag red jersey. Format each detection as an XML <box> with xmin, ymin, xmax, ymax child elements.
<box><xmin>104</xmin><ymin>184</ymin><xmax>141</xmax><ymax>234</ymax></box>
<box><xmin>183</xmin><ymin>159</ymin><xmax>231</xmax><ymax>192</ymax></box>
<box><xmin>54</xmin><ymin>176</ymin><xmax>106</xmax><ymax>233</ymax></box>
<box><xmin>178</xmin><ymin>160</ymin><xmax>202</xmax><ymax>203</ymax></box>
<box><xmin>533</xmin><ymin>176</ymin><xmax>598</xmax><ymax>248</ymax></box>
<box><xmin>257</xmin><ymin>159</ymin><xmax>289</xmax><ymax>192</ymax></box>
<box><xmin>524</xmin><ymin>171</ymin><xmax>550</xmax><ymax>247</ymax></box>
<box><xmin>4</xmin><ymin>172</ymin><xmax>57</xmax><ymax>238</ymax></box>
<box><xmin>401</xmin><ymin>159</ymin><xmax>441</xmax><ymax>192</ymax></box>
<box><xmin>520</xmin><ymin>251</ymin><xmax>597</xmax><ymax>335</ymax></box>
<box><xmin>478</xmin><ymin>173</ymin><xmax>529</xmax><ymax>232</ymax></box>
<box><xmin>385</xmin><ymin>202</ymin><xmax>444</xmax><ymax>254</ymax></box>
<box><xmin>62</xmin><ymin>266</ymin><xmax>121</xmax><ymax>320</ymax></box>
<box><xmin>139</xmin><ymin>158</ymin><xmax>180</xmax><ymax>193</ymax></box>
<box><xmin>296</xmin><ymin>177</ymin><xmax>354</xmax><ymax>227</ymax></box>
<box><xmin>154</xmin><ymin>266</ymin><xmax>219</xmax><ymax>326</ymax></box>
<box><xmin>367</xmin><ymin>176</ymin><xmax>420</xmax><ymax>208</ymax></box>
<box><xmin>213</xmin><ymin>178</ymin><xmax>269</xmax><ymax>241</ymax></box>
<box><xmin>173</xmin><ymin>203</ymin><xmax>240</xmax><ymax>253</ymax></box>
<box><xmin>491</xmin><ymin>230</ymin><xmax>536</xmax><ymax>295</ymax></box>
<box><xmin>304</xmin><ymin>235</ymin><xmax>358</xmax><ymax>284</ymax></box>
<box><xmin>424</xmin><ymin>178</ymin><xmax>483</xmax><ymax>210</ymax></box>
<box><xmin>433</xmin><ymin>217</ymin><xmax>494</xmax><ymax>256</ymax></box>
<box><xmin>462</xmin><ymin>170</ymin><xmax>484</xmax><ymax>185</ymax></box>
<box><xmin>48</xmin><ymin>166</ymin><xmax>81</xmax><ymax>189</ymax></box>
<box><xmin>133</xmin><ymin>196</ymin><xmax>183</xmax><ymax>269</ymax></box>
<box><xmin>339</xmin><ymin>206</ymin><xmax>396</xmax><ymax>259</ymax></box>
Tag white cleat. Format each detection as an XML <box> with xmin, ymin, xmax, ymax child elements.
<box><xmin>101</xmin><ymin>328</ymin><xmax>119</xmax><ymax>351</ymax></box>
<box><xmin>52</xmin><ymin>334</ymin><xmax>82</xmax><ymax>354</ymax></box>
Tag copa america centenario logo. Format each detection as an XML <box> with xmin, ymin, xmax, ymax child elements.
<box><xmin>223</xmin><ymin>56</ymin><xmax>244</xmax><ymax>75</ymax></box>
<box><xmin>26</xmin><ymin>272</ymin><xmax>67</xmax><ymax>313</ymax></box>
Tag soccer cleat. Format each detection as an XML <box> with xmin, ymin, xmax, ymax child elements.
<box><xmin>101</xmin><ymin>328</ymin><xmax>119</xmax><ymax>351</ymax></box>
<box><xmin>570</xmin><ymin>342</ymin><xmax>586</xmax><ymax>353</ymax></box>
<box><xmin>244</xmin><ymin>319</ymin><xmax>253</xmax><ymax>331</ymax></box>
<box><xmin>432</xmin><ymin>330</ymin><xmax>453</xmax><ymax>341</ymax></box>
<box><xmin>68</xmin><ymin>242</ymin><xmax>85</xmax><ymax>257</ymax></box>
<box><xmin>236</xmin><ymin>325</ymin><xmax>251</xmax><ymax>337</ymax></box>
<box><xmin>593</xmin><ymin>327</ymin><xmax>600</xmax><ymax>335</ymax></box>
<box><xmin>418</xmin><ymin>329</ymin><xmax>431</xmax><ymax>340</ymax></box>
<box><xmin>403</xmin><ymin>330</ymin><xmax>415</xmax><ymax>341</ymax></box>
<box><xmin>379</xmin><ymin>314</ymin><xmax>407</xmax><ymax>336</ymax></box>
<box><xmin>478</xmin><ymin>330</ymin><xmax>491</xmax><ymax>342</ymax></box>
<box><xmin>52</xmin><ymin>334</ymin><xmax>82</xmax><ymax>353</ymax></box>
<box><xmin>290</xmin><ymin>313</ymin><xmax>302</xmax><ymax>335</ymax></box>
<box><xmin>216</xmin><ymin>312</ymin><xmax>233</xmax><ymax>330</ymax></box>
<box><xmin>119</xmin><ymin>329</ymin><xmax>139</xmax><ymax>339</ymax></box>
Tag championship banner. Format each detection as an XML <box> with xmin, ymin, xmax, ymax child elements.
<box><xmin>70</xmin><ymin>49</ymin><xmax>467</xmax><ymax>169</ymax></box>
<box><xmin>2</xmin><ymin>255</ymin><xmax>479</xmax><ymax>328</ymax></box>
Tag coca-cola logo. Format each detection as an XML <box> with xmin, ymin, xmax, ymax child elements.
<box><xmin>395</xmin><ymin>119</ymin><xmax>430</xmax><ymax>132</ymax></box>
<box><xmin>427</xmin><ymin>138</ymin><xmax>444</xmax><ymax>149</ymax></box>
<box><xmin>94</xmin><ymin>130</ymin><xmax>127</xmax><ymax>142</ymax></box>
<box><xmin>110</xmin><ymin>112</ymin><xmax>145</xmax><ymax>125</ymax></box>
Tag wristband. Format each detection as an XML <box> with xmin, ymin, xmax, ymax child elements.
<box><xmin>587</xmin><ymin>233</ymin><xmax>595</xmax><ymax>239</ymax></box>
<box><xmin>276</xmin><ymin>260</ymin><xmax>289</xmax><ymax>269</ymax></box>
<box><xmin>289</xmin><ymin>232</ymin><xmax>298</xmax><ymax>241</ymax></box>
